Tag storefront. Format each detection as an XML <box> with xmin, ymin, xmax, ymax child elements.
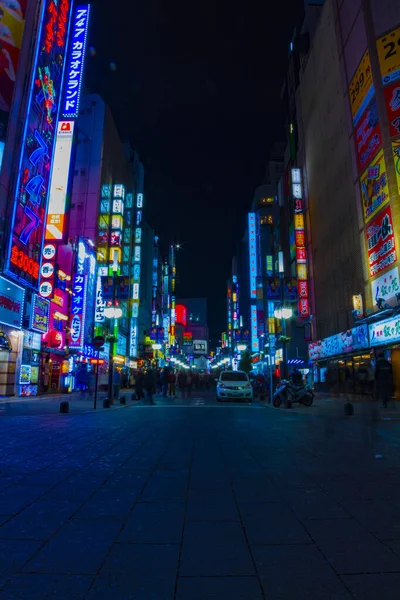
<box><xmin>309</xmin><ymin>324</ymin><xmax>371</xmax><ymax>394</ymax></box>
<box><xmin>0</xmin><ymin>276</ymin><xmax>26</xmax><ymax>396</ymax></box>
<box><xmin>369</xmin><ymin>315</ymin><xmax>400</xmax><ymax>397</ymax></box>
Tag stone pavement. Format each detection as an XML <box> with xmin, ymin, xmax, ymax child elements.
<box><xmin>0</xmin><ymin>393</ymin><xmax>400</xmax><ymax>599</ymax></box>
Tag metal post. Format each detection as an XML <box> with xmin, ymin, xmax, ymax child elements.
<box><xmin>94</xmin><ymin>349</ymin><xmax>100</xmax><ymax>410</ymax></box>
<box><xmin>108</xmin><ymin>273</ymin><xmax>116</xmax><ymax>405</ymax></box>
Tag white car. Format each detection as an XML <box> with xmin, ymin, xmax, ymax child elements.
<box><xmin>216</xmin><ymin>371</ymin><xmax>253</xmax><ymax>402</ymax></box>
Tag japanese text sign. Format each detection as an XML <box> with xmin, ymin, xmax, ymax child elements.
<box><xmin>248</xmin><ymin>213</ymin><xmax>257</xmax><ymax>298</ymax></box>
<box><xmin>31</xmin><ymin>294</ymin><xmax>49</xmax><ymax>333</ymax></box>
<box><xmin>384</xmin><ymin>81</ymin><xmax>400</xmax><ymax>138</ymax></box>
<box><xmin>5</xmin><ymin>0</ymin><xmax>72</xmax><ymax>289</ymax></box>
<box><xmin>355</xmin><ymin>96</ymin><xmax>382</xmax><ymax>173</ymax></box>
<box><xmin>377</xmin><ymin>26</ymin><xmax>400</xmax><ymax>86</ymax></box>
<box><xmin>349</xmin><ymin>49</ymin><xmax>373</xmax><ymax>124</ymax></box>
<box><xmin>361</xmin><ymin>150</ymin><xmax>390</xmax><ymax>223</ymax></box>
<box><xmin>61</xmin><ymin>5</ymin><xmax>90</xmax><ymax>119</ymax></box>
<box><xmin>366</xmin><ymin>205</ymin><xmax>396</xmax><ymax>277</ymax></box>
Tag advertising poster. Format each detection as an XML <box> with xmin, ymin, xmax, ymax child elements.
<box><xmin>0</xmin><ymin>0</ymin><xmax>27</xmax><ymax>112</ymax></box>
<box><xmin>370</xmin><ymin>315</ymin><xmax>400</xmax><ymax>347</ymax></box>
<box><xmin>349</xmin><ymin>49</ymin><xmax>373</xmax><ymax>124</ymax></box>
<box><xmin>365</xmin><ymin>205</ymin><xmax>396</xmax><ymax>277</ymax></box>
<box><xmin>0</xmin><ymin>275</ymin><xmax>24</xmax><ymax>328</ymax></box>
<box><xmin>377</xmin><ymin>26</ymin><xmax>400</xmax><ymax>86</ymax></box>
<box><xmin>360</xmin><ymin>150</ymin><xmax>390</xmax><ymax>222</ymax></box>
<box><xmin>30</xmin><ymin>294</ymin><xmax>49</xmax><ymax>334</ymax></box>
<box><xmin>383</xmin><ymin>81</ymin><xmax>400</xmax><ymax>138</ymax></box>
<box><xmin>355</xmin><ymin>96</ymin><xmax>382</xmax><ymax>172</ymax></box>
<box><xmin>393</xmin><ymin>139</ymin><xmax>400</xmax><ymax>194</ymax></box>
<box><xmin>309</xmin><ymin>325</ymin><xmax>369</xmax><ymax>361</ymax></box>
<box><xmin>371</xmin><ymin>266</ymin><xmax>400</xmax><ymax>306</ymax></box>
<box><xmin>5</xmin><ymin>0</ymin><xmax>73</xmax><ymax>288</ymax></box>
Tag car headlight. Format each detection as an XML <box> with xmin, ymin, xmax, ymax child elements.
<box><xmin>243</xmin><ymin>383</ymin><xmax>252</xmax><ymax>389</ymax></box>
<box><xmin>219</xmin><ymin>384</ymin><xmax>226</xmax><ymax>389</ymax></box>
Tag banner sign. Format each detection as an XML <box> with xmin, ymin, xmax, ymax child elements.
<box><xmin>61</xmin><ymin>5</ymin><xmax>90</xmax><ymax>119</ymax></box>
<box><xmin>5</xmin><ymin>0</ymin><xmax>73</xmax><ymax>289</ymax></box>
<box><xmin>250</xmin><ymin>305</ymin><xmax>259</xmax><ymax>353</ymax></box>
<box><xmin>371</xmin><ymin>266</ymin><xmax>400</xmax><ymax>306</ymax></box>
<box><xmin>309</xmin><ymin>325</ymin><xmax>368</xmax><ymax>361</ymax></box>
<box><xmin>0</xmin><ymin>276</ymin><xmax>25</xmax><ymax>329</ymax></box>
<box><xmin>383</xmin><ymin>81</ymin><xmax>400</xmax><ymax>138</ymax></box>
<box><xmin>366</xmin><ymin>205</ymin><xmax>396</xmax><ymax>277</ymax></box>
<box><xmin>394</xmin><ymin>139</ymin><xmax>400</xmax><ymax>195</ymax></box>
<box><xmin>377</xmin><ymin>26</ymin><xmax>400</xmax><ymax>86</ymax></box>
<box><xmin>361</xmin><ymin>150</ymin><xmax>390</xmax><ymax>223</ymax></box>
<box><xmin>370</xmin><ymin>315</ymin><xmax>400</xmax><ymax>347</ymax></box>
<box><xmin>30</xmin><ymin>294</ymin><xmax>50</xmax><ymax>334</ymax></box>
<box><xmin>248</xmin><ymin>213</ymin><xmax>257</xmax><ymax>298</ymax></box>
<box><xmin>349</xmin><ymin>49</ymin><xmax>373</xmax><ymax>124</ymax></box>
<box><xmin>69</xmin><ymin>243</ymin><xmax>87</xmax><ymax>348</ymax></box>
<box><xmin>355</xmin><ymin>96</ymin><xmax>382</xmax><ymax>172</ymax></box>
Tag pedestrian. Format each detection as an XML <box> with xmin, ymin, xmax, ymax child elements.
<box><xmin>77</xmin><ymin>363</ymin><xmax>89</xmax><ymax>396</ymax></box>
<box><xmin>375</xmin><ymin>352</ymin><xmax>393</xmax><ymax>408</ymax></box>
<box><xmin>168</xmin><ymin>370</ymin><xmax>176</xmax><ymax>396</ymax></box>
<box><xmin>161</xmin><ymin>368</ymin><xmax>169</xmax><ymax>397</ymax></box>
<box><xmin>144</xmin><ymin>368</ymin><xmax>156</xmax><ymax>403</ymax></box>
<box><xmin>186</xmin><ymin>370</ymin><xmax>193</xmax><ymax>396</ymax></box>
<box><xmin>135</xmin><ymin>370</ymin><xmax>144</xmax><ymax>400</ymax></box>
<box><xmin>113</xmin><ymin>367</ymin><xmax>121</xmax><ymax>401</ymax></box>
<box><xmin>129</xmin><ymin>370</ymin><xmax>136</xmax><ymax>389</ymax></box>
<box><xmin>156</xmin><ymin>370</ymin><xmax>162</xmax><ymax>395</ymax></box>
<box><xmin>366</xmin><ymin>361</ymin><xmax>375</xmax><ymax>396</ymax></box>
<box><xmin>177</xmin><ymin>370</ymin><xmax>187</xmax><ymax>398</ymax></box>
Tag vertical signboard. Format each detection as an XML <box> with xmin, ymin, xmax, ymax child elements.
<box><xmin>5</xmin><ymin>0</ymin><xmax>73</xmax><ymax>289</ymax></box>
<box><xmin>292</xmin><ymin>168</ymin><xmax>310</xmax><ymax>318</ymax></box>
<box><xmin>366</xmin><ymin>205</ymin><xmax>396</xmax><ymax>277</ymax></box>
<box><xmin>130</xmin><ymin>192</ymin><xmax>143</xmax><ymax>357</ymax></box>
<box><xmin>349</xmin><ymin>49</ymin><xmax>374</xmax><ymax>125</ymax></box>
<box><xmin>248</xmin><ymin>213</ymin><xmax>257</xmax><ymax>299</ymax></box>
<box><xmin>61</xmin><ymin>5</ymin><xmax>90</xmax><ymax>119</ymax></box>
<box><xmin>69</xmin><ymin>240</ymin><xmax>87</xmax><ymax>349</ymax></box>
<box><xmin>250</xmin><ymin>305</ymin><xmax>259</xmax><ymax>353</ymax></box>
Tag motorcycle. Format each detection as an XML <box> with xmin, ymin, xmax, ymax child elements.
<box><xmin>273</xmin><ymin>379</ymin><xmax>314</xmax><ymax>407</ymax></box>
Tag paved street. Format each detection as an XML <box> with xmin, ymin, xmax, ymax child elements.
<box><xmin>1</xmin><ymin>392</ymin><xmax>400</xmax><ymax>599</ymax></box>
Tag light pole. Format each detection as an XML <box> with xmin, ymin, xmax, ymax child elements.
<box><xmin>275</xmin><ymin>251</ymin><xmax>292</xmax><ymax>381</ymax></box>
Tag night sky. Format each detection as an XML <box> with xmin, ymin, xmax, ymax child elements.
<box><xmin>87</xmin><ymin>0</ymin><xmax>304</xmax><ymax>343</ymax></box>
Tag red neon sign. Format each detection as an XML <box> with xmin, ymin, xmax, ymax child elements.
<box><xmin>57</xmin><ymin>0</ymin><xmax>69</xmax><ymax>48</ymax></box>
<box><xmin>10</xmin><ymin>246</ymin><xmax>40</xmax><ymax>279</ymax></box>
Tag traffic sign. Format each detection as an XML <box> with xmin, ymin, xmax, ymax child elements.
<box><xmin>93</xmin><ymin>335</ymin><xmax>105</xmax><ymax>348</ymax></box>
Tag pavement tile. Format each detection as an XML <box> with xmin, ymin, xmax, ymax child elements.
<box><xmin>285</xmin><ymin>488</ymin><xmax>349</xmax><ymax>520</ymax></box>
<box><xmin>342</xmin><ymin>573</ymin><xmax>400</xmax><ymax>600</ymax></box>
<box><xmin>102</xmin><ymin>470</ymin><xmax>149</xmax><ymax>491</ymax></box>
<box><xmin>189</xmin><ymin>473</ymin><xmax>231</xmax><ymax>490</ymax></box>
<box><xmin>176</xmin><ymin>576</ymin><xmax>263</xmax><ymax>599</ymax></box>
<box><xmin>0</xmin><ymin>500</ymin><xmax>82</xmax><ymax>540</ymax></box>
<box><xmin>186</xmin><ymin>489</ymin><xmax>239</xmax><ymax>521</ymax></box>
<box><xmin>254</xmin><ymin>544</ymin><xmax>352</xmax><ymax>600</ymax></box>
<box><xmin>74</xmin><ymin>488</ymin><xmax>138</xmax><ymax>520</ymax></box>
<box><xmin>0</xmin><ymin>485</ymin><xmax>47</xmax><ymax>515</ymax></box>
<box><xmin>179</xmin><ymin>522</ymin><xmax>255</xmax><ymax>576</ymax></box>
<box><xmin>239</xmin><ymin>502</ymin><xmax>311</xmax><ymax>546</ymax></box>
<box><xmin>386</xmin><ymin>540</ymin><xmax>400</xmax><ymax>555</ymax></box>
<box><xmin>86</xmin><ymin>571</ymin><xmax>175</xmax><ymax>600</ymax></box>
<box><xmin>22</xmin><ymin>519</ymin><xmax>121</xmax><ymax>574</ymax></box>
<box><xmin>0</xmin><ymin>573</ymin><xmax>91</xmax><ymax>599</ymax></box>
<box><xmin>43</xmin><ymin>481</ymin><xmax>101</xmax><ymax>503</ymax></box>
<box><xmin>101</xmin><ymin>543</ymin><xmax>180</xmax><ymax>576</ymax></box>
<box><xmin>304</xmin><ymin>518</ymin><xmax>400</xmax><ymax>574</ymax></box>
<box><xmin>118</xmin><ymin>502</ymin><xmax>184</xmax><ymax>543</ymax></box>
<box><xmin>342</xmin><ymin>499</ymin><xmax>400</xmax><ymax>540</ymax></box>
<box><xmin>232</xmin><ymin>477</ymin><xmax>281</xmax><ymax>503</ymax></box>
<box><xmin>0</xmin><ymin>540</ymin><xmax>42</xmax><ymax>587</ymax></box>
<box><xmin>140</xmin><ymin>472</ymin><xmax>189</xmax><ymax>502</ymax></box>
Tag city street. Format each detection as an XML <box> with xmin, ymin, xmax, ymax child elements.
<box><xmin>1</xmin><ymin>393</ymin><xmax>400</xmax><ymax>599</ymax></box>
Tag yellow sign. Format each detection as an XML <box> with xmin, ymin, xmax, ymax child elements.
<box><xmin>349</xmin><ymin>50</ymin><xmax>373</xmax><ymax>121</ymax></box>
<box><xmin>294</xmin><ymin>214</ymin><xmax>304</xmax><ymax>230</ymax></box>
<box><xmin>360</xmin><ymin>149</ymin><xmax>390</xmax><ymax>222</ymax></box>
<box><xmin>297</xmin><ymin>263</ymin><xmax>308</xmax><ymax>281</ymax></box>
<box><xmin>377</xmin><ymin>26</ymin><xmax>400</xmax><ymax>83</ymax></box>
<box><xmin>394</xmin><ymin>139</ymin><xmax>400</xmax><ymax>194</ymax></box>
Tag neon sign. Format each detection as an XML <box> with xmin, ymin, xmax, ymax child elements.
<box><xmin>248</xmin><ymin>213</ymin><xmax>257</xmax><ymax>298</ymax></box>
<box><xmin>61</xmin><ymin>5</ymin><xmax>90</xmax><ymax>118</ymax></box>
<box><xmin>5</xmin><ymin>0</ymin><xmax>72</xmax><ymax>289</ymax></box>
<box><xmin>292</xmin><ymin>168</ymin><xmax>310</xmax><ymax>318</ymax></box>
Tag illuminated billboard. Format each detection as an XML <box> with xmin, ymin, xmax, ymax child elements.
<box><xmin>250</xmin><ymin>305</ymin><xmax>259</xmax><ymax>352</ymax></box>
<box><xmin>0</xmin><ymin>0</ymin><xmax>27</xmax><ymax>112</ymax></box>
<box><xmin>5</xmin><ymin>0</ymin><xmax>73</xmax><ymax>289</ymax></box>
<box><xmin>45</xmin><ymin>121</ymin><xmax>75</xmax><ymax>241</ymax></box>
<box><xmin>61</xmin><ymin>5</ymin><xmax>90</xmax><ymax>119</ymax></box>
<box><xmin>248</xmin><ymin>213</ymin><xmax>257</xmax><ymax>298</ymax></box>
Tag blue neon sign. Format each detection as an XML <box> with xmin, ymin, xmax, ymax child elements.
<box><xmin>248</xmin><ymin>213</ymin><xmax>257</xmax><ymax>299</ymax></box>
<box><xmin>61</xmin><ymin>5</ymin><xmax>90</xmax><ymax>119</ymax></box>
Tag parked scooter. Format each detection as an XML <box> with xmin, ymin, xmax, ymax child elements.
<box><xmin>273</xmin><ymin>379</ymin><xmax>314</xmax><ymax>407</ymax></box>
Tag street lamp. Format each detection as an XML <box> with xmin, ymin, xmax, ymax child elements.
<box><xmin>277</xmin><ymin>251</ymin><xmax>292</xmax><ymax>381</ymax></box>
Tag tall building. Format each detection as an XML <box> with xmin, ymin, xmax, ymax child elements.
<box><xmin>285</xmin><ymin>0</ymin><xmax>400</xmax><ymax>393</ymax></box>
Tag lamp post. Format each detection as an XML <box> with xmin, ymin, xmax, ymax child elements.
<box><xmin>275</xmin><ymin>251</ymin><xmax>292</xmax><ymax>381</ymax></box>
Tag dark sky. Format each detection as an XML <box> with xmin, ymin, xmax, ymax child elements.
<box><xmin>87</xmin><ymin>0</ymin><xmax>304</xmax><ymax>343</ymax></box>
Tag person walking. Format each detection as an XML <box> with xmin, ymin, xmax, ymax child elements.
<box><xmin>135</xmin><ymin>370</ymin><xmax>144</xmax><ymax>401</ymax></box>
<box><xmin>144</xmin><ymin>368</ymin><xmax>156</xmax><ymax>404</ymax></box>
<box><xmin>161</xmin><ymin>368</ymin><xmax>169</xmax><ymax>397</ymax></box>
<box><xmin>177</xmin><ymin>370</ymin><xmax>187</xmax><ymax>398</ymax></box>
<box><xmin>156</xmin><ymin>370</ymin><xmax>162</xmax><ymax>395</ymax></box>
<box><xmin>375</xmin><ymin>352</ymin><xmax>393</xmax><ymax>408</ymax></box>
<box><xmin>186</xmin><ymin>370</ymin><xmax>193</xmax><ymax>396</ymax></box>
<box><xmin>168</xmin><ymin>370</ymin><xmax>176</xmax><ymax>397</ymax></box>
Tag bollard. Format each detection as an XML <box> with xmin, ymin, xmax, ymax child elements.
<box><xmin>285</xmin><ymin>399</ymin><xmax>292</xmax><ymax>409</ymax></box>
<box><xmin>60</xmin><ymin>401</ymin><xmax>69</xmax><ymax>414</ymax></box>
<box><xmin>120</xmin><ymin>396</ymin><xmax>126</xmax><ymax>405</ymax></box>
<box><xmin>103</xmin><ymin>398</ymin><xmax>111</xmax><ymax>408</ymax></box>
<box><xmin>344</xmin><ymin>402</ymin><xmax>354</xmax><ymax>416</ymax></box>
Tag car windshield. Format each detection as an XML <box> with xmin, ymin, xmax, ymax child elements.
<box><xmin>220</xmin><ymin>372</ymin><xmax>248</xmax><ymax>382</ymax></box>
